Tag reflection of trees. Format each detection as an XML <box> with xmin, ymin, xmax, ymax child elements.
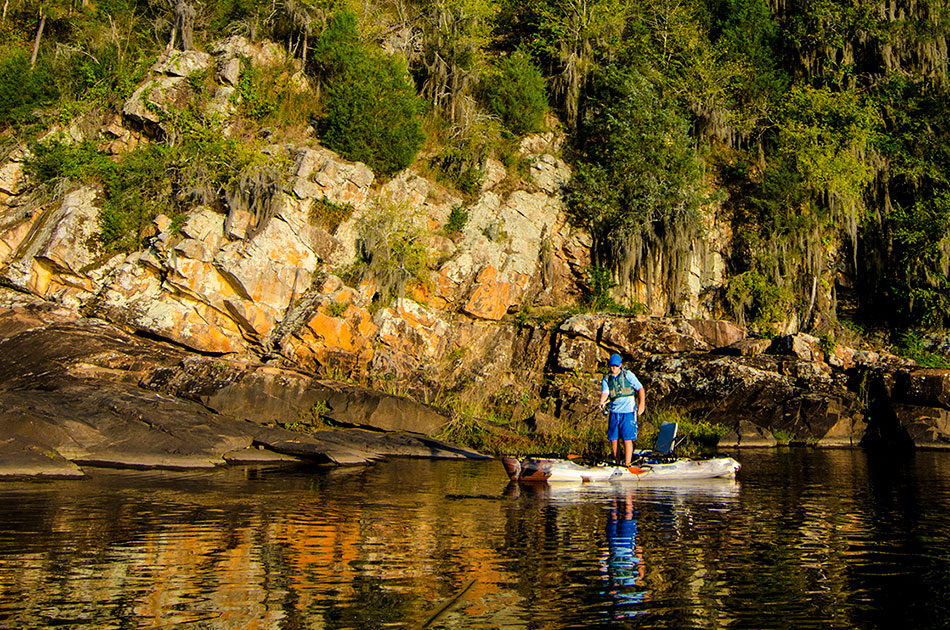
<box><xmin>3</xmin><ymin>453</ymin><xmax>950</xmax><ymax>627</ymax></box>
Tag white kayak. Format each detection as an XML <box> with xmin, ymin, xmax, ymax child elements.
<box><xmin>502</xmin><ymin>455</ymin><xmax>741</xmax><ymax>484</ymax></box>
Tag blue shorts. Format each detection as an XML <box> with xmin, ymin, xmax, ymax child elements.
<box><xmin>607</xmin><ymin>411</ymin><xmax>638</xmax><ymax>441</ymax></box>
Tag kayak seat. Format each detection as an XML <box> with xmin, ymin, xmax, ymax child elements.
<box><xmin>655</xmin><ymin>422</ymin><xmax>678</xmax><ymax>454</ymax></box>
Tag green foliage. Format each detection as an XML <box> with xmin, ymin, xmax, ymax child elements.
<box><xmin>775</xmin><ymin>85</ymin><xmax>881</xmax><ymax>210</ymax></box>
<box><xmin>444</xmin><ymin>204</ymin><xmax>470</xmax><ymax>235</ymax></box>
<box><xmin>353</xmin><ymin>200</ymin><xmax>430</xmax><ymax>304</ymax></box>
<box><xmin>24</xmin><ymin>139</ymin><xmax>110</xmax><ymax>187</ymax></box>
<box><xmin>896</xmin><ymin>332</ymin><xmax>950</xmax><ymax>369</ymax></box>
<box><xmin>580</xmin><ymin>265</ymin><xmax>644</xmax><ymax>313</ymax></box>
<box><xmin>324</xmin><ymin>300</ymin><xmax>349</xmax><ymax>318</ymax></box>
<box><xmin>567</xmin><ymin>67</ymin><xmax>707</xmax><ymax>303</ymax></box>
<box><xmin>479</xmin><ymin>50</ymin><xmax>547</xmax><ymax>136</ymax></box>
<box><xmin>309</xmin><ymin>198</ymin><xmax>354</xmax><ymax>231</ymax></box>
<box><xmin>817</xmin><ymin>332</ymin><xmax>836</xmax><ymax>356</ymax></box>
<box><xmin>0</xmin><ymin>52</ymin><xmax>58</xmax><ymax>126</ymax></box>
<box><xmin>235</xmin><ymin>59</ymin><xmax>279</xmax><ymax>121</ymax></box>
<box><xmin>313</xmin><ymin>11</ymin><xmax>424</xmax><ymax>175</ymax></box>
<box><xmin>725</xmin><ymin>268</ymin><xmax>793</xmax><ymax>332</ymax></box>
<box><xmin>430</xmin><ymin>146</ymin><xmax>484</xmax><ymax>194</ymax></box>
<box><xmin>285</xmin><ymin>400</ymin><xmax>331</xmax><ymax>433</ymax></box>
<box><xmin>27</xmin><ymin>115</ymin><xmax>258</xmax><ymax>253</ymax></box>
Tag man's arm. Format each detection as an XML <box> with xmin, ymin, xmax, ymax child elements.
<box><xmin>637</xmin><ymin>386</ymin><xmax>646</xmax><ymax>416</ymax></box>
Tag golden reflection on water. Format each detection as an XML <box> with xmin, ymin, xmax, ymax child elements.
<box><xmin>1</xmin><ymin>450</ymin><xmax>949</xmax><ymax>629</ymax></box>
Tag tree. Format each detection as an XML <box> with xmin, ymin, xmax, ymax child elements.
<box><xmin>313</xmin><ymin>11</ymin><xmax>425</xmax><ymax>175</ymax></box>
<box><xmin>566</xmin><ymin>67</ymin><xmax>707</xmax><ymax>308</ymax></box>
<box><xmin>479</xmin><ymin>49</ymin><xmax>547</xmax><ymax>135</ymax></box>
<box><xmin>418</xmin><ymin>0</ymin><xmax>497</xmax><ymax>124</ymax></box>
<box><xmin>501</xmin><ymin>0</ymin><xmax>626</xmax><ymax>128</ymax></box>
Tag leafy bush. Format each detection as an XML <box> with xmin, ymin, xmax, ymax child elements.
<box><xmin>353</xmin><ymin>200</ymin><xmax>429</xmax><ymax>304</ymax></box>
<box><xmin>430</xmin><ymin>145</ymin><xmax>484</xmax><ymax>194</ymax></box>
<box><xmin>444</xmin><ymin>204</ymin><xmax>470</xmax><ymax>235</ymax></box>
<box><xmin>27</xmin><ymin>119</ymin><xmax>257</xmax><ymax>252</ymax></box>
<box><xmin>725</xmin><ymin>268</ymin><xmax>793</xmax><ymax>332</ymax></box>
<box><xmin>480</xmin><ymin>50</ymin><xmax>547</xmax><ymax>136</ymax></box>
<box><xmin>896</xmin><ymin>332</ymin><xmax>950</xmax><ymax>368</ymax></box>
<box><xmin>313</xmin><ymin>11</ymin><xmax>424</xmax><ymax>176</ymax></box>
<box><xmin>580</xmin><ymin>265</ymin><xmax>642</xmax><ymax>313</ymax></box>
<box><xmin>0</xmin><ymin>52</ymin><xmax>58</xmax><ymax>126</ymax></box>
<box><xmin>309</xmin><ymin>198</ymin><xmax>355</xmax><ymax>231</ymax></box>
<box><xmin>566</xmin><ymin>67</ymin><xmax>707</xmax><ymax>304</ymax></box>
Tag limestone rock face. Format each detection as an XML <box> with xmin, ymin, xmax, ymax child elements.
<box><xmin>292</xmin><ymin>146</ymin><xmax>375</xmax><ymax>210</ymax></box>
<box><xmin>153</xmin><ymin>49</ymin><xmax>213</xmax><ymax>77</ymax></box>
<box><xmin>1</xmin><ymin>187</ymin><xmax>102</xmax><ymax>308</ymax></box>
<box><xmin>0</xmin><ymin>146</ymin><xmax>28</xmax><ymax>198</ymax></box>
<box><xmin>557</xmin><ymin>315</ymin><xmax>713</xmax><ymax>371</ymax></box>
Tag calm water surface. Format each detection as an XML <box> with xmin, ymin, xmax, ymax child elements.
<box><xmin>1</xmin><ymin>448</ymin><xmax>950</xmax><ymax>629</ymax></box>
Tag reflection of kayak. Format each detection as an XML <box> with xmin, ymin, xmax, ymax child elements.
<box><xmin>505</xmin><ymin>476</ymin><xmax>741</xmax><ymax>500</ymax></box>
<box><xmin>502</xmin><ymin>455</ymin><xmax>741</xmax><ymax>484</ymax></box>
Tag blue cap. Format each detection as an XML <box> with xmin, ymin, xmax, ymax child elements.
<box><xmin>609</xmin><ymin>353</ymin><xmax>622</xmax><ymax>366</ymax></box>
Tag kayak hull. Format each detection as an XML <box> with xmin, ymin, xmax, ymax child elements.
<box><xmin>503</xmin><ymin>455</ymin><xmax>741</xmax><ymax>483</ymax></box>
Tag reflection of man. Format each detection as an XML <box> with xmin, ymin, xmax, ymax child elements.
<box><xmin>598</xmin><ymin>354</ymin><xmax>646</xmax><ymax>467</ymax></box>
<box><xmin>602</xmin><ymin>492</ymin><xmax>648</xmax><ymax>618</ymax></box>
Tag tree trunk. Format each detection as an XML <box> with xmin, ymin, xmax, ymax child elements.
<box><xmin>177</xmin><ymin>2</ymin><xmax>196</xmax><ymax>51</ymax></box>
<box><xmin>30</xmin><ymin>11</ymin><xmax>46</xmax><ymax>70</ymax></box>
<box><xmin>1</xmin><ymin>0</ymin><xmax>9</xmax><ymax>26</ymax></box>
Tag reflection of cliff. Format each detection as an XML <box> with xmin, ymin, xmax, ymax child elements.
<box><xmin>0</xmin><ymin>462</ymin><xmax>520</xmax><ymax>628</ymax></box>
<box><xmin>6</xmin><ymin>452</ymin><xmax>946</xmax><ymax>628</ymax></box>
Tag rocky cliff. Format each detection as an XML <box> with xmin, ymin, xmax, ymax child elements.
<box><xmin>1</xmin><ymin>39</ymin><xmax>949</xmax><ymax>478</ymax></box>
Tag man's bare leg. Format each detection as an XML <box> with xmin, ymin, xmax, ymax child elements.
<box><xmin>623</xmin><ymin>439</ymin><xmax>634</xmax><ymax>466</ymax></box>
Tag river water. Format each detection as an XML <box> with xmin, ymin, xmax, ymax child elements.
<box><xmin>1</xmin><ymin>448</ymin><xmax>949</xmax><ymax>629</ymax></box>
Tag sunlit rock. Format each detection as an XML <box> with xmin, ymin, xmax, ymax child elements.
<box><xmin>153</xmin><ymin>49</ymin><xmax>213</xmax><ymax>77</ymax></box>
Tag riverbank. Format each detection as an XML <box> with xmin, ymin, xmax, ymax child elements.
<box><xmin>3</xmin><ymin>286</ymin><xmax>949</xmax><ymax>479</ymax></box>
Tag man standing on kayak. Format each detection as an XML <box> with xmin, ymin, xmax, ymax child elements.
<box><xmin>599</xmin><ymin>353</ymin><xmax>647</xmax><ymax>467</ymax></box>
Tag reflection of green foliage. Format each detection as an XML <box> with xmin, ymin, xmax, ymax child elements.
<box><xmin>325</xmin><ymin>574</ymin><xmax>410</xmax><ymax>630</ymax></box>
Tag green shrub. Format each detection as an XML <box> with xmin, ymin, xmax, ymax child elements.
<box><xmin>25</xmin><ymin>139</ymin><xmax>110</xmax><ymax>187</ymax></box>
<box><xmin>430</xmin><ymin>146</ymin><xmax>484</xmax><ymax>194</ymax></box>
<box><xmin>580</xmin><ymin>265</ymin><xmax>642</xmax><ymax>313</ymax></box>
<box><xmin>896</xmin><ymin>332</ymin><xmax>950</xmax><ymax>368</ymax></box>
<box><xmin>0</xmin><ymin>52</ymin><xmax>59</xmax><ymax>126</ymax></box>
<box><xmin>566</xmin><ymin>68</ymin><xmax>707</xmax><ymax>301</ymax></box>
<box><xmin>444</xmin><ymin>204</ymin><xmax>470</xmax><ymax>235</ymax></box>
<box><xmin>480</xmin><ymin>50</ymin><xmax>548</xmax><ymax>136</ymax></box>
<box><xmin>725</xmin><ymin>267</ymin><xmax>793</xmax><ymax>332</ymax></box>
<box><xmin>353</xmin><ymin>200</ymin><xmax>429</xmax><ymax>304</ymax></box>
<box><xmin>314</xmin><ymin>11</ymin><xmax>424</xmax><ymax>176</ymax></box>
<box><xmin>309</xmin><ymin>198</ymin><xmax>354</xmax><ymax>231</ymax></box>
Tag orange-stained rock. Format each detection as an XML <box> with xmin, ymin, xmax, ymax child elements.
<box><xmin>283</xmin><ymin>300</ymin><xmax>377</xmax><ymax>371</ymax></box>
<box><xmin>463</xmin><ymin>265</ymin><xmax>512</xmax><ymax>321</ymax></box>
